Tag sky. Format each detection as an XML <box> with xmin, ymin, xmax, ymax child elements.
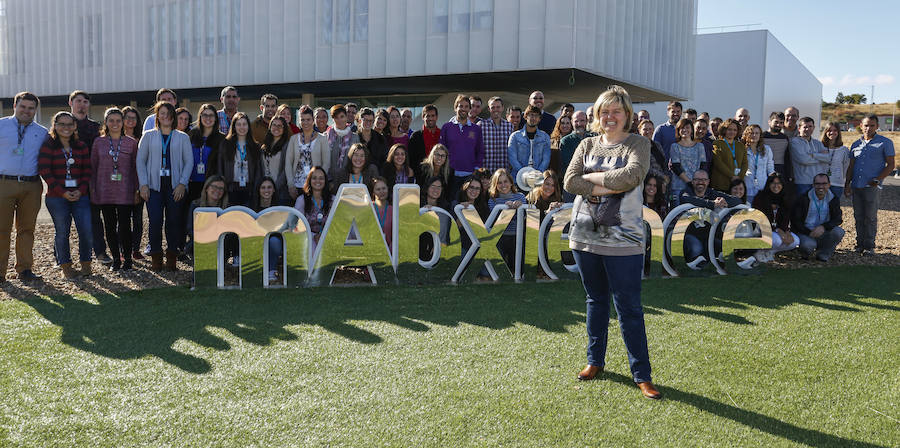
<box><xmin>696</xmin><ymin>0</ymin><xmax>900</xmax><ymax>104</ymax></box>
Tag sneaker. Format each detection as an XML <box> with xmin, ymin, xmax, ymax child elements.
<box><xmin>268</xmin><ymin>270</ymin><xmax>278</xmax><ymax>282</ymax></box>
<box><xmin>736</xmin><ymin>256</ymin><xmax>757</xmax><ymax>269</ymax></box>
<box><xmin>861</xmin><ymin>249</ymin><xmax>876</xmax><ymax>256</ymax></box>
<box><xmin>132</xmin><ymin>251</ymin><xmax>145</xmax><ymax>260</ymax></box>
<box><xmin>231</xmin><ymin>256</ymin><xmax>241</xmax><ymax>268</ymax></box>
<box><xmin>96</xmin><ymin>253</ymin><xmax>114</xmax><ymax>265</ymax></box>
<box><xmin>686</xmin><ymin>256</ymin><xmax>706</xmax><ymax>270</ymax></box>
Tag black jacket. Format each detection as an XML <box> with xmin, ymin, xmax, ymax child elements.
<box><xmin>791</xmin><ymin>191</ymin><xmax>842</xmax><ymax>235</ymax></box>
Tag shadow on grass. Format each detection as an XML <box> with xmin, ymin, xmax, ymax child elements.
<box><xmin>603</xmin><ymin>372</ymin><xmax>889</xmax><ymax>448</ymax></box>
<box><xmin>8</xmin><ymin>266</ymin><xmax>897</xmax><ymax>376</ymax></box>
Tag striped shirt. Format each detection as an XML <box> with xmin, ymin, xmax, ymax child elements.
<box><xmin>479</xmin><ymin>118</ymin><xmax>514</xmax><ymax>174</ymax></box>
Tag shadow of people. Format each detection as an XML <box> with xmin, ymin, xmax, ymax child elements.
<box><xmin>602</xmin><ymin>371</ymin><xmax>889</xmax><ymax>448</ymax></box>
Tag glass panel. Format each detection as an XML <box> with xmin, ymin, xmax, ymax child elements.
<box><xmin>218</xmin><ymin>0</ymin><xmax>227</xmax><ymax>54</ymax></box>
<box><xmin>335</xmin><ymin>0</ymin><xmax>349</xmax><ymax>43</ymax></box>
<box><xmin>472</xmin><ymin>0</ymin><xmax>492</xmax><ymax>30</ymax></box>
<box><xmin>353</xmin><ymin>0</ymin><xmax>367</xmax><ymax>42</ymax></box>
<box><xmin>450</xmin><ymin>0</ymin><xmax>469</xmax><ymax>32</ymax></box>
<box><xmin>168</xmin><ymin>3</ymin><xmax>177</xmax><ymax>59</ymax></box>
<box><xmin>432</xmin><ymin>0</ymin><xmax>448</xmax><ymax>34</ymax></box>
<box><xmin>206</xmin><ymin>0</ymin><xmax>215</xmax><ymax>56</ymax></box>
<box><xmin>320</xmin><ymin>0</ymin><xmax>332</xmax><ymax>45</ymax></box>
<box><xmin>149</xmin><ymin>6</ymin><xmax>157</xmax><ymax>61</ymax></box>
<box><xmin>231</xmin><ymin>0</ymin><xmax>240</xmax><ymax>53</ymax></box>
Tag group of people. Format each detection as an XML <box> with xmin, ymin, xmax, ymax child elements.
<box><xmin>2</xmin><ymin>83</ymin><xmax>895</xmax><ymax>402</ymax></box>
<box><xmin>639</xmin><ymin>101</ymin><xmax>894</xmax><ymax>266</ymax></box>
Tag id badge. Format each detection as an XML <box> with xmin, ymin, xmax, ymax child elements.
<box><xmin>65</xmin><ymin>179</ymin><xmax>77</xmax><ymax>188</ymax></box>
<box><xmin>239</xmin><ymin>176</ymin><xmax>247</xmax><ymax>188</ymax></box>
<box><xmin>111</xmin><ymin>173</ymin><xmax>122</xmax><ymax>182</ymax></box>
<box><xmin>734</xmin><ymin>168</ymin><xmax>740</xmax><ymax>176</ymax></box>
<box><xmin>196</xmin><ymin>163</ymin><xmax>205</xmax><ymax>174</ymax></box>
<box><xmin>14</xmin><ymin>146</ymin><xmax>24</xmax><ymax>156</ymax></box>
<box><xmin>160</xmin><ymin>169</ymin><xmax>170</xmax><ymax>177</ymax></box>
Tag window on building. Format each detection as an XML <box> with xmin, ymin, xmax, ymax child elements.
<box><xmin>230</xmin><ymin>0</ymin><xmax>240</xmax><ymax>53</ymax></box>
<box><xmin>205</xmin><ymin>0</ymin><xmax>215</xmax><ymax>56</ymax></box>
<box><xmin>320</xmin><ymin>0</ymin><xmax>333</xmax><ymax>45</ymax></box>
<box><xmin>182</xmin><ymin>2</ymin><xmax>190</xmax><ymax>58</ymax></box>
<box><xmin>335</xmin><ymin>0</ymin><xmax>350</xmax><ymax>44</ymax></box>
<box><xmin>149</xmin><ymin>5</ymin><xmax>158</xmax><ymax>61</ymax></box>
<box><xmin>169</xmin><ymin>3</ymin><xmax>178</xmax><ymax>60</ymax></box>
<box><xmin>191</xmin><ymin>0</ymin><xmax>201</xmax><ymax>57</ymax></box>
<box><xmin>432</xmin><ymin>0</ymin><xmax>448</xmax><ymax>34</ymax></box>
<box><xmin>217</xmin><ymin>0</ymin><xmax>227</xmax><ymax>54</ymax></box>
<box><xmin>450</xmin><ymin>0</ymin><xmax>469</xmax><ymax>32</ymax></box>
<box><xmin>353</xmin><ymin>0</ymin><xmax>368</xmax><ymax>42</ymax></box>
<box><xmin>472</xmin><ymin>0</ymin><xmax>492</xmax><ymax>30</ymax></box>
<box><xmin>432</xmin><ymin>0</ymin><xmax>491</xmax><ymax>34</ymax></box>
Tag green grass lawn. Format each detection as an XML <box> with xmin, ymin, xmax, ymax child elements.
<box><xmin>1</xmin><ymin>266</ymin><xmax>898</xmax><ymax>447</ymax></box>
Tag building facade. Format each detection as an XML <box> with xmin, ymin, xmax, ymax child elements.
<box><xmin>0</xmin><ymin>0</ymin><xmax>696</xmax><ymax>122</ymax></box>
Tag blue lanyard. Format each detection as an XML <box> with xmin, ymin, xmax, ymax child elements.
<box><xmin>376</xmin><ymin>204</ymin><xmax>388</xmax><ymax>228</ymax></box>
<box><xmin>813</xmin><ymin>197</ymin><xmax>826</xmax><ymax>222</ymax></box>
<box><xmin>237</xmin><ymin>142</ymin><xmax>246</xmax><ymax>161</ymax></box>
<box><xmin>350</xmin><ymin>173</ymin><xmax>362</xmax><ymax>183</ymax></box>
<box><xmin>161</xmin><ymin>132</ymin><xmax>172</xmax><ymax>168</ymax></box>
<box><xmin>725</xmin><ymin>139</ymin><xmax>737</xmax><ymax>168</ymax></box>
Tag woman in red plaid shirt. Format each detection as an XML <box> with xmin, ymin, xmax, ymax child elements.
<box><xmin>38</xmin><ymin>112</ymin><xmax>94</xmax><ymax>278</ymax></box>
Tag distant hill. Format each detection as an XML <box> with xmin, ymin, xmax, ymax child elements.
<box><xmin>822</xmin><ymin>102</ymin><xmax>898</xmax><ymax>128</ymax></box>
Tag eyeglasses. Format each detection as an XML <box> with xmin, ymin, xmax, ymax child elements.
<box><xmin>433</xmin><ymin>153</ymin><xmax>447</xmax><ymax>159</ymax></box>
<box><xmin>207</xmin><ymin>184</ymin><xmax>225</xmax><ymax>192</ymax></box>
<box><xmin>200</xmin><ymin>113</ymin><xmax>216</xmax><ymax>119</ymax></box>
<box><xmin>124</xmin><ymin>116</ymin><xmax>137</xmax><ymax>121</ymax></box>
<box><xmin>55</xmin><ymin>122</ymin><xmax>76</xmax><ymax>128</ymax></box>
<box><xmin>467</xmin><ymin>185</ymin><xmax>481</xmax><ymax>191</ymax></box>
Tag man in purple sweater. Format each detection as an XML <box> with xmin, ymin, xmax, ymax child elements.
<box><xmin>440</xmin><ymin>94</ymin><xmax>485</xmax><ymax>192</ymax></box>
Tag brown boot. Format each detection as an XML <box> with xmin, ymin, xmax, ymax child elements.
<box><xmin>60</xmin><ymin>263</ymin><xmax>79</xmax><ymax>280</ymax></box>
<box><xmin>150</xmin><ymin>252</ymin><xmax>164</xmax><ymax>271</ymax></box>
<box><xmin>165</xmin><ymin>250</ymin><xmax>178</xmax><ymax>272</ymax></box>
<box><xmin>79</xmin><ymin>261</ymin><xmax>92</xmax><ymax>277</ymax></box>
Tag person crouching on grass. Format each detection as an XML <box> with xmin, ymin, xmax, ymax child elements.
<box><xmin>563</xmin><ymin>85</ymin><xmax>661</xmax><ymax>400</ymax></box>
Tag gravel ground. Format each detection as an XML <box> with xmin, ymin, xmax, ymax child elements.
<box><xmin>3</xmin><ymin>184</ymin><xmax>899</xmax><ymax>300</ymax></box>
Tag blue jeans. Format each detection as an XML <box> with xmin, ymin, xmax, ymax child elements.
<box><xmin>268</xmin><ymin>235</ymin><xmax>283</xmax><ymax>271</ymax></box>
<box><xmin>45</xmin><ymin>195</ymin><xmax>93</xmax><ymax>264</ymax></box>
<box><xmin>798</xmin><ymin>226</ymin><xmax>845</xmax><ymax>261</ymax></box>
<box><xmin>795</xmin><ymin>184</ymin><xmax>812</xmax><ymax>197</ymax></box>
<box><xmin>147</xmin><ymin>182</ymin><xmax>185</xmax><ymax>254</ymax></box>
<box><xmin>572</xmin><ymin>250</ymin><xmax>651</xmax><ymax>383</ymax></box>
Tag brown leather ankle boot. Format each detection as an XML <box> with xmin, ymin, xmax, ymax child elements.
<box><xmin>165</xmin><ymin>250</ymin><xmax>178</xmax><ymax>272</ymax></box>
<box><xmin>60</xmin><ymin>263</ymin><xmax>79</xmax><ymax>280</ymax></box>
<box><xmin>150</xmin><ymin>252</ymin><xmax>164</xmax><ymax>271</ymax></box>
<box><xmin>79</xmin><ymin>261</ymin><xmax>92</xmax><ymax>277</ymax></box>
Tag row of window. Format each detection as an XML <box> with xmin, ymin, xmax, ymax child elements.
<box><xmin>0</xmin><ymin>0</ymin><xmax>494</xmax><ymax>74</ymax></box>
<box><xmin>149</xmin><ymin>0</ymin><xmax>242</xmax><ymax>62</ymax></box>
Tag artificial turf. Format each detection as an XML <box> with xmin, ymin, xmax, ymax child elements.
<box><xmin>0</xmin><ymin>265</ymin><xmax>897</xmax><ymax>447</ymax></box>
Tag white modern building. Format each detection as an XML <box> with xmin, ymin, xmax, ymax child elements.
<box><xmin>0</xmin><ymin>0</ymin><xmax>697</xmax><ymax>123</ymax></box>
<box><xmin>636</xmin><ymin>30</ymin><xmax>822</xmax><ymax>131</ymax></box>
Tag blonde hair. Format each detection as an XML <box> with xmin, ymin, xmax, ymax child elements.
<box><xmin>419</xmin><ymin>143</ymin><xmax>451</xmax><ymax>184</ymax></box>
<box><xmin>488</xmin><ymin>168</ymin><xmax>518</xmax><ymax>198</ymax></box>
<box><xmin>590</xmin><ymin>85</ymin><xmax>633</xmax><ymax>134</ymax></box>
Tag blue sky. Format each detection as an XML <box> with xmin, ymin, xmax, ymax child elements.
<box><xmin>697</xmin><ymin>0</ymin><xmax>900</xmax><ymax>104</ymax></box>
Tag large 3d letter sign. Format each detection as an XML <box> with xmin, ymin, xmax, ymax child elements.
<box><xmin>193</xmin><ymin>185</ymin><xmax>772</xmax><ymax>289</ymax></box>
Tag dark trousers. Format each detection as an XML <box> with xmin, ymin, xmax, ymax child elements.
<box><xmin>572</xmin><ymin>250</ymin><xmax>651</xmax><ymax>383</ymax></box>
<box><xmin>851</xmin><ymin>186</ymin><xmax>879</xmax><ymax>250</ymax></box>
<box><xmin>100</xmin><ymin>204</ymin><xmax>134</xmax><ymax>262</ymax></box>
<box><xmin>90</xmin><ymin>203</ymin><xmax>107</xmax><ymax>257</ymax></box>
<box><xmin>147</xmin><ymin>182</ymin><xmax>185</xmax><ymax>254</ymax></box>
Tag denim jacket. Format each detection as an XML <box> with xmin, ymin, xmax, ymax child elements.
<box><xmin>507</xmin><ymin>128</ymin><xmax>551</xmax><ymax>178</ymax></box>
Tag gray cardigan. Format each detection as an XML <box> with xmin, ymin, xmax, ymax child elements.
<box><xmin>137</xmin><ymin>128</ymin><xmax>194</xmax><ymax>191</ymax></box>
